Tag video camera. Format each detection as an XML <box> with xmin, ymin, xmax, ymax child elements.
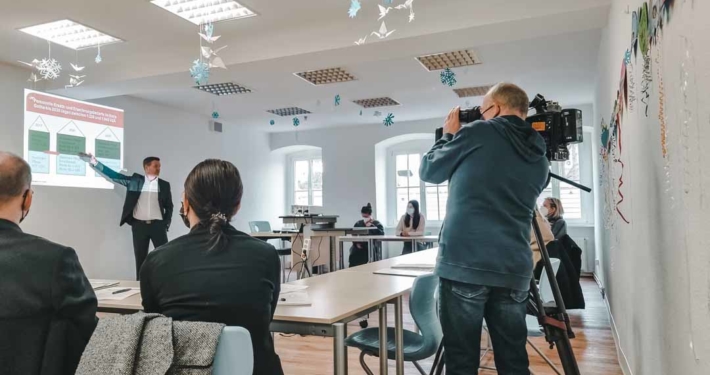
<box><xmin>434</xmin><ymin>94</ymin><xmax>583</xmax><ymax>162</ymax></box>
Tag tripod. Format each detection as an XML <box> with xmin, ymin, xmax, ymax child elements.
<box><xmin>430</xmin><ymin>172</ymin><xmax>588</xmax><ymax>375</ymax></box>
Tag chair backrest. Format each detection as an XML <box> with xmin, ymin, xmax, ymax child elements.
<box><xmin>539</xmin><ymin>258</ymin><xmax>561</xmax><ymax>304</ymax></box>
<box><xmin>248</xmin><ymin>221</ymin><xmax>271</xmax><ymax>233</ymax></box>
<box><xmin>213</xmin><ymin>327</ymin><xmax>253</xmax><ymax>375</ymax></box>
<box><xmin>408</xmin><ymin>274</ymin><xmax>443</xmax><ymax>359</ymax></box>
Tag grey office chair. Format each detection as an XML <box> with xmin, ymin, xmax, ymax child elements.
<box><xmin>248</xmin><ymin>221</ymin><xmax>292</xmax><ymax>282</ymax></box>
<box><xmin>213</xmin><ymin>327</ymin><xmax>253</xmax><ymax>375</ymax></box>
<box><xmin>345</xmin><ymin>274</ymin><xmax>442</xmax><ymax>375</ymax></box>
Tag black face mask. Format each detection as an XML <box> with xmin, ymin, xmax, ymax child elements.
<box><xmin>20</xmin><ymin>189</ymin><xmax>30</xmax><ymax>223</ymax></box>
<box><xmin>179</xmin><ymin>202</ymin><xmax>190</xmax><ymax>228</ymax></box>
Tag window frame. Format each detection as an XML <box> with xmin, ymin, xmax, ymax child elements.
<box><xmin>286</xmin><ymin>150</ymin><xmax>323</xmax><ymax>209</ymax></box>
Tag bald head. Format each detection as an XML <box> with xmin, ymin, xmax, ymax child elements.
<box><xmin>482</xmin><ymin>83</ymin><xmax>530</xmax><ymax>119</ymax></box>
<box><xmin>0</xmin><ymin>152</ymin><xmax>32</xmax><ymax>205</ymax></box>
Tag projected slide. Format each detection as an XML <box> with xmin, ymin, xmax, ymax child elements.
<box><xmin>23</xmin><ymin>89</ymin><xmax>124</xmax><ymax>189</ymax></box>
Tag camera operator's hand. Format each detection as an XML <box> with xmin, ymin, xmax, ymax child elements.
<box><xmin>443</xmin><ymin>107</ymin><xmax>462</xmax><ymax>135</ymax></box>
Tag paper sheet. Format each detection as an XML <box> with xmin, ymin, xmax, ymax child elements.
<box><xmin>279</xmin><ymin>291</ymin><xmax>311</xmax><ymax>306</ymax></box>
<box><xmin>281</xmin><ymin>284</ymin><xmax>309</xmax><ymax>294</ymax></box>
<box><xmin>96</xmin><ymin>287</ymin><xmax>140</xmax><ymax>301</ymax></box>
<box><xmin>391</xmin><ymin>263</ymin><xmax>434</xmax><ymax>270</ymax></box>
<box><xmin>374</xmin><ymin>268</ymin><xmax>433</xmax><ymax>277</ymax></box>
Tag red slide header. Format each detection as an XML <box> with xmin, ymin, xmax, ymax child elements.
<box><xmin>26</xmin><ymin>91</ymin><xmax>124</xmax><ymax>128</ymax></box>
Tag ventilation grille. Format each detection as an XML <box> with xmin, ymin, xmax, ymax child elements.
<box><xmin>194</xmin><ymin>82</ymin><xmax>252</xmax><ymax>96</ymax></box>
<box><xmin>266</xmin><ymin>107</ymin><xmax>311</xmax><ymax>117</ymax></box>
<box><xmin>416</xmin><ymin>50</ymin><xmax>481</xmax><ymax>71</ymax></box>
<box><xmin>294</xmin><ymin>67</ymin><xmax>356</xmax><ymax>85</ymax></box>
<box><xmin>352</xmin><ymin>97</ymin><xmax>400</xmax><ymax>108</ymax></box>
<box><xmin>453</xmin><ymin>85</ymin><xmax>493</xmax><ymax>98</ymax></box>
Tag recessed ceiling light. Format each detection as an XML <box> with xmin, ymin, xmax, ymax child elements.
<box><xmin>352</xmin><ymin>97</ymin><xmax>401</xmax><ymax>108</ymax></box>
<box><xmin>416</xmin><ymin>50</ymin><xmax>481</xmax><ymax>71</ymax></box>
<box><xmin>150</xmin><ymin>0</ymin><xmax>257</xmax><ymax>25</ymax></box>
<box><xmin>18</xmin><ymin>19</ymin><xmax>122</xmax><ymax>50</ymax></box>
<box><xmin>194</xmin><ymin>82</ymin><xmax>252</xmax><ymax>96</ymax></box>
<box><xmin>294</xmin><ymin>67</ymin><xmax>356</xmax><ymax>86</ymax></box>
<box><xmin>453</xmin><ymin>85</ymin><xmax>494</xmax><ymax>98</ymax></box>
<box><xmin>266</xmin><ymin>107</ymin><xmax>311</xmax><ymax>117</ymax></box>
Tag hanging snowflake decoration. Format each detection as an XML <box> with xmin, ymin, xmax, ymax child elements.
<box><xmin>95</xmin><ymin>45</ymin><xmax>102</xmax><ymax>64</ymax></box>
<box><xmin>440</xmin><ymin>68</ymin><xmax>456</xmax><ymax>87</ymax></box>
<box><xmin>190</xmin><ymin>59</ymin><xmax>210</xmax><ymax>86</ymax></box>
<box><xmin>360</xmin><ymin>110</ymin><xmax>363</xmax><ymax>116</ymax></box>
<box><xmin>37</xmin><ymin>58</ymin><xmax>62</xmax><ymax>80</ymax></box>
<box><xmin>348</xmin><ymin>0</ymin><xmax>361</xmax><ymax>18</ymax></box>
<box><xmin>335</xmin><ymin>94</ymin><xmax>341</xmax><ymax>106</ymax></box>
<box><xmin>383</xmin><ymin>113</ymin><xmax>395</xmax><ymax>127</ymax></box>
<box><xmin>270</xmin><ymin>119</ymin><xmax>275</xmax><ymax>126</ymax></box>
<box><xmin>293</xmin><ymin>117</ymin><xmax>300</xmax><ymax>127</ymax></box>
<box><xmin>624</xmin><ymin>49</ymin><xmax>631</xmax><ymax>65</ymax></box>
<box><xmin>212</xmin><ymin>111</ymin><xmax>220</xmax><ymax>119</ymax></box>
<box><xmin>384</xmin><ymin>0</ymin><xmax>393</xmax><ymax>4</ymax></box>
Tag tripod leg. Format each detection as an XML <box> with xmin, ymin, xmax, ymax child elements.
<box><xmin>555</xmin><ymin>332</ymin><xmax>581</xmax><ymax>375</ymax></box>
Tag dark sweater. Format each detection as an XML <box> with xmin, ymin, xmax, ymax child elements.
<box><xmin>549</xmin><ymin>217</ymin><xmax>568</xmax><ymax>239</ymax></box>
<box><xmin>140</xmin><ymin>224</ymin><xmax>284</xmax><ymax>375</ymax></box>
<box><xmin>420</xmin><ymin>115</ymin><xmax>549</xmax><ymax>291</ymax></box>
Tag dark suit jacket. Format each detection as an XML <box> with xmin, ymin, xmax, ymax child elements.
<box><xmin>139</xmin><ymin>225</ymin><xmax>284</xmax><ymax>375</ymax></box>
<box><xmin>0</xmin><ymin>219</ymin><xmax>98</xmax><ymax>375</ymax></box>
<box><xmin>92</xmin><ymin>162</ymin><xmax>173</xmax><ymax>228</ymax></box>
<box><xmin>533</xmin><ymin>239</ymin><xmax>585</xmax><ymax>310</ymax></box>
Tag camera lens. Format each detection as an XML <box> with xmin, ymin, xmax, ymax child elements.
<box><xmin>459</xmin><ymin>106</ymin><xmax>482</xmax><ymax>124</ymax></box>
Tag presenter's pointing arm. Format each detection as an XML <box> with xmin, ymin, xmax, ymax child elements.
<box><xmin>79</xmin><ymin>152</ymin><xmax>131</xmax><ymax>187</ymax></box>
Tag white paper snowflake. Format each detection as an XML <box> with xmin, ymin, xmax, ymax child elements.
<box><xmin>37</xmin><ymin>58</ymin><xmax>62</xmax><ymax>80</ymax></box>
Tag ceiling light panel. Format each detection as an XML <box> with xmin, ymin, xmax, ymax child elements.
<box><xmin>194</xmin><ymin>82</ymin><xmax>252</xmax><ymax>96</ymax></box>
<box><xmin>295</xmin><ymin>67</ymin><xmax>356</xmax><ymax>85</ymax></box>
<box><xmin>18</xmin><ymin>19</ymin><xmax>122</xmax><ymax>50</ymax></box>
<box><xmin>453</xmin><ymin>85</ymin><xmax>494</xmax><ymax>98</ymax></box>
<box><xmin>266</xmin><ymin>107</ymin><xmax>311</xmax><ymax>117</ymax></box>
<box><xmin>352</xmin><ymin>97</ymin><xmax>400</xmax><ymax>108</ymax></box>
<box><xmin>416</xmin><ymin>50</ymin><xmax>481</xmax><ymax>71</ymax></box>
<box><xmin>150</xmin><ymin>0</ymin><xmax>257</xmax><ymax>25</ymax></box>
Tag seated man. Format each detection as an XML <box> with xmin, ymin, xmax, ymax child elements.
<box><xmin>0</xmin><ymin>152</ymin><xmax>98</xmax><ymax>375</ymax></box>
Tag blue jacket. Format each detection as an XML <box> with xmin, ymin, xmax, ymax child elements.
<box><xmin>420</xmin><ymin>115</ymin><xmax>548</xmax><ymax>291</ymax></box>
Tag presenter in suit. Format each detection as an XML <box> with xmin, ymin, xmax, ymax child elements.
<box><xmin>79</xmin><ymin>153</ymin><xmax>173</xmax><ymax>279</ymax></box>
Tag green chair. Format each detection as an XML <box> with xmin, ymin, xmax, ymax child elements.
<box><xmin>345</xmin><ymin>274</ymin><xmax>442</xmax><ymax>375</ymax></box>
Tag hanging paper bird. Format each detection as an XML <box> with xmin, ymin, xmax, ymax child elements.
<box><xmin>371</xmin><ymin>22</ymin><xmax>395</xmax><ymax>39</ymax></box>
<box><xmin>395</xmin><ymin>0</ymin><xmax>415</xmax><ymax>22</ymax></box>
<box><xmin>65</xmin><ymin>74</ymin><xmax>85</xmax><ymax>89</ymax></box>
<box><xmin>378</xmin><ymin>4</ymin><xmax>393</xmax><ymax>20</ymax></box>
<box><xmin>70</xmin><ymin>63</ymin><xmax>85</xmax><ymax>72</ymax></box>
<box><xmin>199</xmin><ymin>23</ymin><xmax>220</xmax><ymax>43</ymax></box>
<box><xmin>355</xmin><ymin>36</ymin><xmax>367</xmax><ymax>45</ymax></box>
<box><xmin>348</xmin><ymin>0</ymin><xmax>361</xmax><ymax>18</ymax></box>
<box><xmin>383</xmin><ymin>113</ymin><xmax>395</xmax><ymax>127</ymax></box>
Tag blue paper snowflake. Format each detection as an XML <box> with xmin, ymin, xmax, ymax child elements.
<box><xmin>384</xmin><ymin>0</ymin><xmax>393</xmax><ymax>4</ymax></box>
<box><xmin>270</xmin><ymin>119</ymin><xmax>275</xmax><ymax>126</ymax></box>
<box><xmin>440</xmin><ymin>68</ymin><xmax>457</xmax><ymax>87</ymax></box>
<box><xmin>383</xmin><ymin>113</ymin><xmax>394</xmax><ymax>127</ymax></box>
<box><xmin>360</xmin><ymin>110</ymin><xmax>363</xmax><ymax>116</ymax></box>
<box><xmin>190</xmin><ymin>59</ymin><xmax>210</xmax><ymax>86</ymax></box>
<box><xmin>624</xmin><ymin>49</ymin><xmax>631</xmax><ymax>65</ymax></box>
<box><xmin>212</xmin><ymin>111</ymin><xmax>219</xmax><ymax>119</ymax></box>
<box><xmin>293</xmin><ymin>117</ymin><xmax>300</xmax><ymax>127</ymax></box>
<box><xmin>335</xmin><ymin>94</ymin><xmax>341</xmax><ymax>106</ymax></box>
<box><xmin>348</xmin><ymin>0</ymin><xmax>361</xmax><ymax>18</ymax></box>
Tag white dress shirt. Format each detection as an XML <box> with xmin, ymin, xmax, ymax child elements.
<box><xmin>133</xmin><ymin>176</ymin><xmax>163</xmax><ymax>221</ymax></box>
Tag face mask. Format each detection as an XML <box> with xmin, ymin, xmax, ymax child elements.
<box><xmin>179</xmin><ymin>202</ymin><xmax>190</xmax><ymax>228</ymax></box>
<box><xmin>19</xmin><ymin>190</ymin><xmax>30</xmax><ymax>223</ymax></box>
<box><xmin>407</xmin><ymin>208</ymin><xmax>415</xmax><ymax>216</ymax></box>
<box><xmin>539</xmin><ymin>206</ymin><xmax>549</xmax><ymax>217</ymax></box>
<box><xmin>362</xmin><ymin>216</ymin><xmax>370</xmax><ymax>222</ymax></box>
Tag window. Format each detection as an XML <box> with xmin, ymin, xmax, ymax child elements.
<box><xmin>394</xmin><ymin>152</ymin><xmax>448</xmax><ymax>222</ymax></box>
<box><xmin>289</xmin><ymin>153</ymin><xmax>322</xmax><ymax>207</ymax></box>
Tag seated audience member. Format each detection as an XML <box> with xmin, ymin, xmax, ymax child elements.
<box><xmin>530</xmin><ymin>206</ymin><xmax>555</xmax><ymax>265</ymax></box>
<box><xmin>349</xmin><ymin>203</ymin><xmax>385</xmax><ymax>267</ymax></box>
<box><xmin>140</xmin><ymin>159</ymin><xmax>284</xmax><ymax>375</ymax></box>
<box><xmin>0</xmin><ymin>151</ymin><xmax>97</xmax><ymax>375</ymax></box>
<box><xmin>542</xmin><ymin>197</ymin><xmax>568</xmax><ymax>239</ymax></box>
<box><xmin>395</xmin><ymin>200</ymin><xmax>426</xmax><ymax>254</ymax></box>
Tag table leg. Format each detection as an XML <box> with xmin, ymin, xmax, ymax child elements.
<box><xmin>333</xmin><ymin>322</ymin><xmax>348</xmax><ymax>375</ymax></box>
<box><xmin>330</xmin><ymin>236</ymin><xmax>337</xmax><ymax>272</ymax></box>
<box><xmin>379</xmin><ymin>304</ymin><xmax>388</xmax><ymax>375</ymax></box>
<box><xmin>339</xmin><ymin>241</ymin><xmax>344</xmax><ymax>270</ymax></box>
<box><xmin>394</xmin><ymin>296</ymin><xmax>404</xmax><ymax>375</ymax></box>
<box><xmin>368</xmin><ymin>239</ymin><xmax>374</xmax><ymax>263</ymax></box>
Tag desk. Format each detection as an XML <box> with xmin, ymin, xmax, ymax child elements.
<box><xmin>338</xmin><ymin>235</ymin><xmax>439</xmax><ymax>269</ymax></box>
<box><xmin>96</xmin><ymin>280</ymin><xmax>142</xmax><ymax>314</ymax></box>
<box><xmin>250</xmin><ymin>232</ymin><xmax>297</xmax><ymax>241</ymax></box>
<box><xmin>343</xmin><ymin>248</ymin><xmax>438</xmax><ymax>275</ymax></box>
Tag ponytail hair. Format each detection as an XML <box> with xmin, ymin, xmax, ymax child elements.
<box><xmin>361</xmin><ymin>203</ymin><xmax>373</xmax><ymax>215</ymax></box>
<box><xmin>184</xmin><ymin>159</ymin><xmax>243</xmax><ymax>252</ymax></box>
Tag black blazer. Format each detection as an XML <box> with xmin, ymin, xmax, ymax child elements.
<box><xmin>92</xmin><ymin>162</ymin><xmax>173</xmax><ymax>228</ymax></box>
<box><xmin>533</xmin><ymin>239</ymin><xmax>585</xmax><ymax>310</ymax></box>
<box><xmin>139</xmin><ymin>225</ymin><xmax>284</xmax><ymax>375</ymax></box>
<box><xmin>0</xmin><ymin>219</ymin><xmax>98</xmax><ymax>375</ymax></box>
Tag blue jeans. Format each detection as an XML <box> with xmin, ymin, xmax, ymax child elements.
<box><xmin>439</xmin><ymin>278</ymin><xmax>530</xmax><ymax>375</ymax></box>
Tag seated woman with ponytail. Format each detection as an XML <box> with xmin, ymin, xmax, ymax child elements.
<box><xmin>349</xmin><ymin>203</ymin><xmax>385</xmax><ymax>267</ymax></box>
<box><xmin>140</xmin><ymin>159</ymin><xmax>284</xmax><ymax>375</ymax></box>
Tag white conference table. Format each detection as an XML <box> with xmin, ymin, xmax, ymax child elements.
<box><xmin>94</xmin><ymin>248</ymin><xmax>439</xmax><ymax>375</ymax></box>
<box><xmin>338</xmin><ymin>234</ymin><xmax>439</xmax><ymax>269</ymax></box>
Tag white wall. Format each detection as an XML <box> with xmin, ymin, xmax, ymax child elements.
<box><xmin>0</xmin><ymin>63</ymin><xmax>282</xmax><ymax>279</ymax></box>
<box><xmin>595</xmin><ymin>1</ymin><xmax>710</xmax><ymax>374</ymax></box>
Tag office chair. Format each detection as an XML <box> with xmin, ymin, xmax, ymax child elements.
<box><xmin>213</xmin><ymin>327</ymin><xmax>253</xmax><ymax>375</ymax></box>
<box><xmin>345</xmin><ymin>274</ymin><xmax>442</xmax><ymax>375</ymax></box>
<box><xmin>249</xmin><ymin>221</ymin><xmax>292</xmax><ymax>282</ymax></box>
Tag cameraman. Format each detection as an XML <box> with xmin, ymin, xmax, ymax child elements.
<box><xmin>420</xmin><ymin>83</ymin><xmax>548</xmax><ymax>374</ymax></box>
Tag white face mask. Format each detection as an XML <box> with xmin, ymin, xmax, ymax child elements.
<box><xmin>539</xmin><ymin>206</ymin><xmax>549</xmax><ymax>217</ymax></box>
<box><xmin>407</xmin><ymin>208</ymin><xmax>415</xmax><ymax>216</ymax></box>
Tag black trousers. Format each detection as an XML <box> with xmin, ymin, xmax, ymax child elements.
<box><xmin>131</xmin><ymin>220</ymin><xmax>168</xmax><ymax>280</ymax></box>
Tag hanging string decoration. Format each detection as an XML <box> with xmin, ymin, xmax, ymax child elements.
<box><xmin>212</xmin><ymin>111</ymin><xmax>220</xmax><ymax>119</ymax></box>
<box><xmin>190</xmin><ymin>60</ymin><xmax>210</xmax><ymax>86</ymax></box>
<box><xmin>191</xmin><ymin>22</ymin><xmax>228</xmax><ymax>86</ymax></box>
<box><xmin>440</xmin><ymin>68</ymin><xmax>457</xmax><ymax>87</ymax></box>
<box><xmin>383</xmin><ymin>113</ymin><xmax>394</xmax><ymax>127</ymax></box>
<box><xmin>395</xmin><ymin>0</ymin><xmax>415</xmax><ymax>22</ymax></box>
<box><xmin>95</xmin><ymin>44</ymin><xmax>102</xmax><ymax>64</ymax></box>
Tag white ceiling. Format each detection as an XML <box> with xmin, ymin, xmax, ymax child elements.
<box><xmin>0</xmin><ymin>0</ymin><xmax>610</xmax><ymax>132</ymax></box>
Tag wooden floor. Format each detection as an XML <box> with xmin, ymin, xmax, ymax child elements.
<box><xmin>274</xmin><ymin>277</ymin><xmax>623</xmax><ymax>374</ymax></box>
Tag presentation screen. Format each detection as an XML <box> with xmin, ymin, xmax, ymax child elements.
<box><xmin>23</xmin><ymin>89</ymin><xmax>124</xmax><ymax>189</ymax></box>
